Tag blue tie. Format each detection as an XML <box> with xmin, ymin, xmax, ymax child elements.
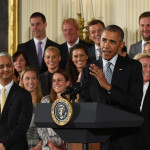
<box><xmin>104</xmin><ymin>62</ymin><xmax>112</xmax><ymax>84</ymax></box>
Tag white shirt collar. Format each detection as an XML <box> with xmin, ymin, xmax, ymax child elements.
<box><xmin>34</xmin><ymin>37</ymin><xmax>47</xmax><ymax>56</ymax></box>
<box><xmin>67</xmin><ymin>37</ymin><xmax>80</xmax><ymax>50</ymax></box>
<box><xmin>102</xmin><ymin>54</ymin><xmax>118</xmax><ymax>67</ymax></box>
<box><xmin>0</xmin><ymin>80</ymin><xmax>14</xmax><ymax>98</ymax></box>
<box><xmin>142</xmin><ymin>40</ymin><xmax>150</xmax><ymax>52</ymax></box>
<box><xmin>140</xmin><ymin>81</ymin><xmax>149</xmax><ymax>111</ymax></box>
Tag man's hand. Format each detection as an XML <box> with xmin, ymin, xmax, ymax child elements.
<box><xmin>47</xmin><ymin>140</ymin><xmax>67</xmax><ymax>150</ymax></box>
<box><xmin>89</xmin><ymin>64</ymin><xmax>111</xmax><ymax>91</ymax></box>
<box><xmin>0</xmin><ymin>143</ymin><xmax>5</xmax><ymax>150</ymax></box>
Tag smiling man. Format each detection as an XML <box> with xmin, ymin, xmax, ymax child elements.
<box><xmin>17</xmin><ymin>12</ymin><xmax>60</xmax><ymax>74</ymax></box>
<box><xmin>129</xmin><ymin>11</ymin><xmax>150</xmax><ymax>58</ymax></box>
<box><xmin>87</xmin><ymin>19</ymin><xmax>105</xmax><ymax>63</ymax></box>
<box><xmin>0</xmin><ymin>52</ymin><xmax>32</xmax><ymax>150</ymax></box>
<box><xmin>79</xmin><ymin>25</ymin><xmax>143</xmax><ymax>150</ymax></box>
<box><xmin>60</xmin><ymin>18</ymin><xmax>93</xmax><ymax>69</ymax></box>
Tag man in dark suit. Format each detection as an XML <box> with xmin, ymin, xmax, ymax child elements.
<box><xmin>134</xmin><ymin>53</ymin><xmax>150</xmax><ymax>150</ymax></box>
<box><xmin>39</xmin><ymin>46</ymin><xmax>61</xmax><ymax>96</ymax></box>
<box><xmin>129</xmin><ymin>11</ymin><xmax>150</xmax><ymax>58</ymax></box>
<box><xmin>79</xmin><ymin>25</ymin><xmax>143</xmax><ymax>150</ymax></box>
<box><xmin>0</xmin><ymin>52</ymin><xmax>33</xmax><ymax>150</ymax></box>
<box><xmin>60</xmin><ymin>18</ymin><xmax>93</xmax><ymax>69</ymax></box>
<box><xmin>17</xmin><ymin>12</ymin><xmax>60</xmax><ymax>74</ymax></box>
<box><xmin>87</xmin><ymin>19</ymin><xmax>105</xmax><ymax>63</ymax></box>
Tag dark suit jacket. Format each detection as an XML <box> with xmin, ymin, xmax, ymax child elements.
<box><xmin>134</xmin><ymin>83</ymin><xmax>150</xmax><ymax>150</ymax></box>
<box><xmin>79</xmin><ymin>55</ymin><xmax>143</xmax><ymax>150</ymax></box>
<box><xmin>0</xmin><ymin>82</ymin><xmax>33</xmax><ymax>150</ymax></box>
<box><xmin>87</xmin><ymin>45</ymin><xmax>97</xmax><ymax>63</ymax></box>
<box><xmin>60</xmin><ymin>39</ymin><xmax>93</xmax><ymax>69</ymax></box>
<box><xmin>129</xmin><ymin>41</ymin><xmax>142</xmax><ymax>58</ymax></box>
<box><xmin>17</xmin><ymin>38</ymin><xmax>60</xmax><ymax>74</ymax></box>
<box><xmin>39</xmin><ymin>71</ymin><xmax>52</xmax><ymax>97</ymax></box>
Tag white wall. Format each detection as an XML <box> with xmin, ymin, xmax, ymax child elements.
<box><xmin>19</xmin><ymin>0</ymin><xmax>150</xmax><ymax>51</ymax></box>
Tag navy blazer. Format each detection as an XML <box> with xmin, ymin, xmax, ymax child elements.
<box><xmin>17</xmin><ymin>38</ymin><xmax>60</xmax><ymax>74</ymax></box>
<box><xmin>0</xmin><ymin>83</ymin><xmax>33</xmax><ymax>150</ymax></box>
<box><xmin>87</xmin><ymin>45</ymin><xmax>97</xmax><ymax>63</ymax></box>
<box><xmin>60</xmin><ymin>39</ymin><xmax>93</xmax><ymax>69</ymax></box>
<box><xmin>129</xmin><ymin>41</ymin><xmax>142</xmax><ymax>58</ymax></box>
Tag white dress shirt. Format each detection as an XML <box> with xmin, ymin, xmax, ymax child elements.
<box><xmin>140</xmin><ymin>81</ymin><xmax>149</xmax><ymax>111</ymax></box>
<box><xmin>95</xmin><ymin>45</ymin><xmax>101</xmax><ymax>60</ymax></box>
<box><xmin>67</xmin><ymin>37</ymin><xmax>79</xmax><ymax>53</ymax></box>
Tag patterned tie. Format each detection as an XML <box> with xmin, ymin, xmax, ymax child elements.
<box><xmin>104</xmin><ymin>62</ymin><xmax>112</xmax><ymax>84</ymax></box>
<box><xmin>0</xmin><ymin>88</ymin><xmax>6</xmax><ymax>113</ymax></box>
<box><xmin>38</xmin><ymin>41</ymin><xmax>43</xmax><ymax>65</ymax></box>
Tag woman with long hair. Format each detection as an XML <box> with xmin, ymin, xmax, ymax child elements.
<box><xmin>38</xmin><ymin>69</ymin><xmax>69</xmax><ymax>150</ymax></box>
<box><xmin>20</xmin><ymin>66</ymin><xmax>43</xmax><ymax>150</ymax></box>
<box><xmin>66</xmin><ymin>44</ymin><xmax>89</xmax><ymax>83</ymax></box>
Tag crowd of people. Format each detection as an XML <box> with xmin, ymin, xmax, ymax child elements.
<box><xmin>0</xmin><ymin>10</ymin><xmax>150</xmax><ymax>150</ymax></box>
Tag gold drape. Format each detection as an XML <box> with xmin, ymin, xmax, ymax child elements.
<box><xmin>8</xmin><ymin>0</ymin><xmax>18</xmax><ymax>56</ymax></box>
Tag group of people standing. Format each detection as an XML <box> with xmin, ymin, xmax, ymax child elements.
<box><xmin>0</xmin><ymin>10</ymin><xmax>150</xmax><ymax>150</ymax></box>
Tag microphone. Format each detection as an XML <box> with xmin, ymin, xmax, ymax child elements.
<box><xmin>61</xmin><ymin>81</ymin><xmax>88</xmax><ymax>99</ymax></box>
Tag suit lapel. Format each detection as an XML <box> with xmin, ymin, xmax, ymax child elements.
<box><xmin>1</xmin><ymin>83</ymin><xmax>18</xmax><ymax>117</ymax></box>
<box><xmin>111</xmin><ymin>55</ymin><xmax>126</xmax><ymax>85</ymax></box>
<box><xmin>136</xmin><ymin>41</ymin><xmax>142</xmax><ymax>53</ymax></box>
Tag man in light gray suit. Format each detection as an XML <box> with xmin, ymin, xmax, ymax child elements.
<box><xmin>129</xmin><ymin>11</ymin><xmax>150</xmax><ymax>58</ymax></box>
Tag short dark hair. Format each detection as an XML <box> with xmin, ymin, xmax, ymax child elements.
<box><xmin>102</xmin><ymin>25</ymin><xmax>124</xmax><ymax>42</ymax></box>
<box><xmin>139</xmin><ymin>11</ymin><xmax>150</xmax><ymax>23</ymax></box>
<box><xmin>30</xmin><ymin>12</ymin><xmax>46</xmax><ymax>23</ymax></box>
<box><xmin>87</xmin><ymin>19</ymin><xmax>105</xmax><ymax>33</ymax></box>
<box><xmin>13</xmin><ymin>51</ymin><xmax>29</xmax><ymax>66</ymax></box>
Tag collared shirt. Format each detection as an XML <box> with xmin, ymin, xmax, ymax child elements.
<box><xmin>142</xmin><ymin>40</ymin><xmax>150</xmax><ymax>53</ymax></box>
<box><xmin>95</xmin><ymin>45</ymin><xmax>101</xmax><ymax>60</ymax></box>
<box><xmin>34</xmin><ymin>37</ymin><xmax>47</xmax><ymax>57</ymax></box>
<box><xmin>67</xmin><ymin>37</ymin><xmax>79</xmax><ymax>53</ymax></box>
<box><xmin>102</xmin><ymin>54</ymin><xmax>118</xmax><ymax>73</ymax></box>
<box><xmin>0</xmin><ymin>80</ymin><xmax>14</xmax><ymax>103</ymax></box>
<box><xmin>140</xmin><ymin>81</ymin><xmax>149</xmax><ymax>111</ymax></box>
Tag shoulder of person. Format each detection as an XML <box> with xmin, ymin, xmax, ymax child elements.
<box><xmin>47</xmin><ymin>38</ymin><xmax>60</xmax><ymax>47</ymax></box>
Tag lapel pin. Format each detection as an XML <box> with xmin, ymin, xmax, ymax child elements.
<box><xmin>119</xmin><ymin>68</ymin><xmax>123</xmax><ymax>70</ymax></box>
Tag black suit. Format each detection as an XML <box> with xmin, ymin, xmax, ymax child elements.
<box><xmin>134</xmin><ymin>83</ymin><xmax>150</xmax><ymax>150</ymax></box>
<box><xmin>0</xmin><ymin>82</ymin><xmax>33</xmax><ymax>150</ymax></box>
<box><xmin>39</xmin><ymin>71</ymin><xmax>53</xmax><ymax>97</ymax></box>
<box><xmin>60</xmin><ymin>39</ymin><xmax>93</xmax><ymax>69</ymax></box>
<box><xmin>87</xmin><ymin>45</ymin><xmax>96</xmax><ymax>63</ymax></box>
<box><xmin>79</xmin><ymin>55</ymin><xmax>143</xmax><ymax>150</ymax></box>
<box><xmin>17</xmin><ymin>38</ymin><xmax>60</xmax><ymax>74</ymax></box>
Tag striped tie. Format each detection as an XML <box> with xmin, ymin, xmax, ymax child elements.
<box><xmin>104</xmin><ymin>62</ymin><xmax>112</xmax><ymax>84</ymax></box>
<box><xmin>1</xmin><ymin>88</ymin><xmax>6</xmax><ymax>113</ymax></box>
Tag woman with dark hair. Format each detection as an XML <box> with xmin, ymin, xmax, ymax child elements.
<box><xmin>38</xmin><ymin>69</ymin><xmax>69</xmax><ymax>150</ymax></box>
<box><xmin>65</xmin><ymin>44</ymin><xmax>89</xmax><ymax>83</ymax></box>
<box><xmin>13</xmin><ymin>51</ymin><xmax>29</xmax><ymax>82</ymax></box>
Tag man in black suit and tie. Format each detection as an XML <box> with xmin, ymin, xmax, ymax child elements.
<box><xmin>0</xmin><ymin>52</ymin><xmax>32</xmax><ymax>150</ymax></box>
<box><xmin>17</xmin><ymin>12</ymin><xmax>60</xmax><ymax>74</ymax></box>
<box><xmin>134</xmin><ymin>53</ymin><xmax>150</xmax><ymax>150</ymax></box>
<box><xmin>60</xmin><ymin>18</ymin><xmax>93</xmax><ymax>69</ymax></box>
<box><xmin>87</xmin><ymin>19</ymin><xmax>105</xmax><ymax>63</ymax></box>
<box><xmin>79</xmin><ymin>25</ymin><xmax>143</xmax><ymax>150</ymax></box>
<box><xmin>129</xmin><ymin>11</ymin><xmax>150</xmax><ymax>58</ymax></box>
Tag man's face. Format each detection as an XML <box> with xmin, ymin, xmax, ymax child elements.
<box><xmin>89</xmin><ymin>23</ymin><xmax>104</xmax><ymax>47</ymax></box>
<box><xmin>144</xmin><ymin>43</ymin><xmax>150</xmax><ymax>54</ymax></box>
<box><xmin>0</xmin><ymin>56</ymin><xmax>14</xmax><ymax>85</ymax></box>
<box><xmin>139</xmin><ymin>17</ymin><xmax>150</xmax><ymax>41</ymax></box>
<box><xmin>139</xmin><ymin>57</ymin><xmax>150</xmax><ymax>84</ymax></box>
<box><xmin>62</xmin><ymin>22</ymin><xmax>79</xmax><ymax>46</ymax></box>
<box><xmin>100</xmin><ymin>30</ymin><xmax>124</xmax><ymax>60</ymax></box>
<box><xmin>30</xmin><ymin>17</ymin><xmax>47</xmax><ymax>40</ymax></box>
